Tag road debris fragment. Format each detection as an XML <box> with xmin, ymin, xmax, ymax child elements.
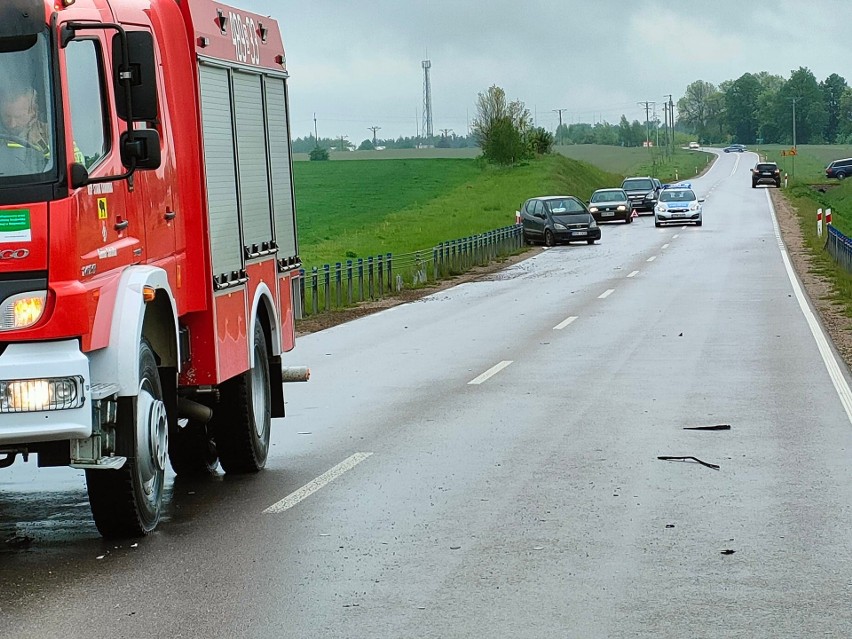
<box><xmin>720</xmin><ymin>549</ymin><xmax>736</xmax><ymax>555</ymax></box>
<box><xmin>683</xmin><ymin>424</ymin><xmax>731</xmax><ymax>431</ymax></box>
<box><xmin>657</xmin><ymin>456</ymin><xmax>720</xmax><ymax>470</ymax></box>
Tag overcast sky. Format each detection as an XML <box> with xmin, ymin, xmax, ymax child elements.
<box><xmin>236</xmin><ymin>0</ymin><xmax>850</xmax><ymax>144</ymax></box>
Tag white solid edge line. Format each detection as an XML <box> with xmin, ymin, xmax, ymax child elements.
<box><xmin>468</xmin><ymin>360</ymin><xmax>513</xmax><ymax>385</ymax></box>
<box><xmin>647</xmin><ymin>256</ymin><xmax>657</xmax><ymax>262</ymax></box>
<box><xmin>765</xmin><ymin>189</ymin><xmax>852</xmax><ymax>424</ymax></box>
<box><xmin>554</xmin><ymin>316</ymin><xmax>578</xmax><ymax>330</ymax></box>
<box><xmin>598</xmin><ymin>289</ymin><xmax>615</xmax><ymax>299</ymax></box>
<box><xmin>627</xmin><ymin>270</ymin><xmax>639</xmax><ymax>278</ymax></box>
<box><xmin>263</xmin><ymin>452</ymin><xmax>374</xmax><ymax>514</ymax></box>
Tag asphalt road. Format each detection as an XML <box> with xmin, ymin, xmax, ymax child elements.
<box><xmin>4</xmin><ymin>150</ymin><xmax>852</xmax><ymax>638</ymax></box>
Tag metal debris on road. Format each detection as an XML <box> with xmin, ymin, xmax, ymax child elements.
<box><xmin>657</xmin><ymin>456</ymin><xmax>720</xmax><ymax>470</ymax></box>
<box><xmin>683</xmin><ymin>424</ymin><xmax>731</xmax><ymax>431</ymax></box>
<box><xmin>720</xmin><ymin>549</ymin><xmax>736</xmax><ymax>555</ymax></box>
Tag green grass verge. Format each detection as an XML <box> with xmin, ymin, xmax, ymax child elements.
<box><xmin>295</xmin><ymin>154</ymin><xmax>621</xmax><ymax>266</ymax></box>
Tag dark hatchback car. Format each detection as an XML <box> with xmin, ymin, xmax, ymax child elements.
<box><xmin>520</xmin><ymin>196</ymin><xmax>601</xmax><ymax>246</ymax></box>
<box><xmin>752</xmin><ymin>162</ymin><xmax>781</xmax><ymax>187</ymax></box>
<box><xmin>588</xmin><ymin>188</ymin><xmax>632</xmax><ymax>223</ymax></box>
<box><xmin>621</xmin><ymin>177</ymin><xmax>659</xmax><ymax>213</ymax></box>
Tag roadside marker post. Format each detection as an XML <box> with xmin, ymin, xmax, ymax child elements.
<box><xmin>818</xmin><ymin>208</ymin><xmax>823</xmax><ymax>238</ymax></box>
<box><xmin>827</xmin><ymin>208</ymin><xmax>833</xmax><ymax>226</ymax></box>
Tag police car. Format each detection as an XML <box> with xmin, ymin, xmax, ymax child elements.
<box><xmin>654</xmin><ymin>185</ymin><xmax>703</xmax><ymax>227</ymax></box>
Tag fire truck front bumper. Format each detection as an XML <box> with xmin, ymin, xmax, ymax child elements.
<box><xmin>0</xmin><ymin>340</ymin><xmax>92</xmax><ymax>446</ymax></box>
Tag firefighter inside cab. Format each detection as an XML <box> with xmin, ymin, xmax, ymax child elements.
<box><xmin>0</xmin><ymin>62</ymin><xmax>54</xmax><ymax>176</ymax></box>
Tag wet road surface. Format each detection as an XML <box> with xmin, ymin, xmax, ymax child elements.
<box><xmin>3</xmin><ymin>151</ymin><xmax>852</xmax><ymax>637</ymax></box>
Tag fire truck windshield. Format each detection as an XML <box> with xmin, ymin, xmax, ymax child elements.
<box><xmin>0</xmin><ymin>31</ymin><xmax>55</xmax><ymax>182</ymax></box>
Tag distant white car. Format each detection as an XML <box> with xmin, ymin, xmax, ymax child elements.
<box><xmin>654</xmin><ymin>187</ymin><xmax>704</xmax><ymax>227</ymax></box>
<box><xmin>688</xmin><ymin>141</ymin><xmax>700</xmax><ymax>149</ymax></box>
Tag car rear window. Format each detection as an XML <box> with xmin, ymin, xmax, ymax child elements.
<box><xmin>756</xmin><ymin>164</ymin><xmax>777</xmax><ymax>171</ymax></box>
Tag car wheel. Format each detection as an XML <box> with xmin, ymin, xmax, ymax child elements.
<box><xmin>695</xmin><ymin>221</ymin><xmax>702</xmax><ymax>227</ymax></box>
<box><xmin>523</xmin><ymin>232</ymin><xmax>533</xmax><ymax>245</ymax></box>
<box><xmin>544</xmin><ymin>229</ymin><xmax>555</xmax><ymax>247</ymax></box>
<box><xmin>838</xmin><ymin>173</ymin><xmax>846</xmax><ymax>180</ymax></box>
<box><xmin>587</xmin><ymin>239</ymin><xmax>595</xmax><ymax>245</ymax></box>
<box><xmin>654</xmin><ymin>221</ymin><xmax>661</xmax><ymax>228</ymax></box>
<box><xmin>751</xmin><ymin>183</ymin><xmax>756</xmax><ymax>188</ymax></box>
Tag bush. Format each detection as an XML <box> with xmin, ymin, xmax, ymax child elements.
<box><xmin>528</xmin><ymin>127</ymin><xmax>554</xmax><ymax>155</ymax></box>
<box><xmin>309</xmin><ymin>145</ymin><xmax>330</xmax><ymax>161</ymax></box>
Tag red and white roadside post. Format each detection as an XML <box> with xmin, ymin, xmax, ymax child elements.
<box><xmin>818</xmin><ymin>208</ymin><xmax>823</xmax><ymax>237</ymax></box>
<box><xmin>826</xmin><ymin>208</ymin><xmax>833</xmax><ymax>227</ymax></box>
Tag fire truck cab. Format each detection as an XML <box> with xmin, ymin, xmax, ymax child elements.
<box><xmin>0</xmin><ymin>0</ymin><xmax>302</xmax><ymax>537</ymax></box>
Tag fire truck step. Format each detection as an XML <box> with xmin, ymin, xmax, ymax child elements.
<box><xmin>91</xmin><ymin>383</ymin><xmax>121</xmax><ymax>400</ymax></box>
<box><xmin>71</xmin><ymin>456</ymin><xmax>127</xmax><ymax>470</ymax></box>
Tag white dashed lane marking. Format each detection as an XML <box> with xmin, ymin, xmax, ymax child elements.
<box><xmin>554</xmin><ymin>316</ymin><xmax>578</xmax><ymax>330</ymax></box>
<box><xmin>627</xmin><ymin>271</ymin><xmax>639</xmax><ymax>278</ymax></box>
<box><xmin>468</xmin><ymin>360</ymin><xmax>513</xmax><ymax>385</ymax></box>
<box><xmin>598</xmin><ymin>289</ymin><xmax>615</xmax><ymax>299</ymax></box>
<box><xmin>647</xmin><ymin>256</ymin><xmax>657</xmax><ymax>262</ymax></box>
<box><xmin>263</xmin><ymin>453</ymin><xmax>374</xmax><ymax>514</ymax></box>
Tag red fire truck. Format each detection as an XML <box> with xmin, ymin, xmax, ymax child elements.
<box><xmin>0</xmin><ymin>0</ymin><xmax>304</xmax><ymax>537</ymax></box>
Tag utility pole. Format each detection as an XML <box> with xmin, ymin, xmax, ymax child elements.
<box><xmin>368</xmin><ymin>126</ymin><xmax>381</xmax><ymax>147</ymax></box>
<box><xmin>439</xmin><ymin>128</ymin><xmax>453</xmax><ymax>138</ymax></box>
<box><xmin>552</xmin><ymin>108</ymin><xmax>567</xmax><ymax>144</ymax></box>
<box><xmin>338</xmin><ymin>134</ymin><xmax>348</xmax><ymax>152</ymax></box>
<box><xmin>664</xmin><ymin>94</ymin><xmax>674</xmax><ymax>154</ymax></box>
<box><xmin>790</xmin><ymin>96</ymin><xmax>801</xmax><ymax>179</ymax></box>
<box><xmin>313</xmin><ymin>112</ymin><xmax>319</xmax><ymax>146</ymax></box>
<box><xmin>638</xmin><ymin>101</ymin><xmax>654</xmax><ymax>149</ymax></box>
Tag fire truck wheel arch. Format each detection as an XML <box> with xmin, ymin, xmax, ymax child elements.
<box><xmin>89</xmin><ymin>266</ymin><xmax>179</xmax><ymax>397</ymax></box>
<box><xmin>250</xmin><ymin>283</ymin><xmax>282</xmax><ymax>362</ymax></box>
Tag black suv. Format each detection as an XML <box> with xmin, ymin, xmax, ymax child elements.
<box><xmin>621</xmin><ymin>177</ymin><xmax>660</xmax><ymax>213</ymax></box>
<box><xmin>751</xmin><ymin>162</ymin><xmax>781</xmax><ymax>188</ymax></box>
<box><xmin>826</xmin><ymin>158</ymin><xmax>852</xmax><ymax>180</ymax></box>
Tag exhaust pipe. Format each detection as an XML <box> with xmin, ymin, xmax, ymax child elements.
<box><xmin>282</xmin><ymin>366</ymin><xmax>310</xmax><ymax>383</ymax></box>
<box><xmin>177</xmin><ymin>397</ymin><xmax>214</xmax><ymax>424</ymax></box>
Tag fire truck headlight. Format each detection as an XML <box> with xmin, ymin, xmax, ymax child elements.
<box><xmin>0</xmin><ymin>291</ymin><xmax>46</xmax><ymax>330</ymax></box>
<box><xmin>0</xmin><ymin>377</ymin><xmax>85</xmax><ymax>412</ymax></box>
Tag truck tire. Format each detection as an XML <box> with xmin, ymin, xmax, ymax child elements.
<box><xmin>214</xmin><ymin>322</ymin><xmax>271</xmax><ymax>473</ymax></box>
<box><xmin>169</xmin><ymin>419</ymin><xmax>218</xmax><ymax>476</ymax></box>
<box><xmin>86</xmin><ymin>339</ymin><xmax>167</xmax><ymax>538</ymax></box>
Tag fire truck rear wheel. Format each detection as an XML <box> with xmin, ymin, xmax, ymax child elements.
<box><xmin>215</xmin><ymin>322</ymin><xmax>271</xmax><ymax>473</ymax></box>
<box><xmin>86</xmin><ymin>339</ymin><xmax>167</xmax><ymax>537</ymax></box>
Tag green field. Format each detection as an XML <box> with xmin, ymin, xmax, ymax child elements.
<box><xmin>759</xmin><ymin>144</ymin><xmax>852</xmax><ymax>183</ymax></box>
<box><xmin>554</xmin><ymin>145</ymin><xmax>713</xmax><ymax>183</ymax></box>
<box><xmin>295</xmin><ymin>155</ymin><xmax>621</xmax><ymax>266</ymax></box>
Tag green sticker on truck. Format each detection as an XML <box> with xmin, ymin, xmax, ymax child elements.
<box><xmin>0</xmin><ymin>209</ymin><xmax>32</xmax><ymax>242</ymax></box>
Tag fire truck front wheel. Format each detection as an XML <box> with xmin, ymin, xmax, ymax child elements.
<box><xmin>214</xmin><ymin>322</ymin><xmax>272</xmax><ymax>473</ymax></box>
<box><xmin>86</xmin><ymin>339</ymin><xmax>167</xmax><ymax>537</ymax></box>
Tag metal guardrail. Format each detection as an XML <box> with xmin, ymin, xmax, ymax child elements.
<box><xmin>826</xmin><ymin>225</ymin><xmax>852</xmax><ymax>273</ymax></box>
<box><xmin>297</xmin><ymin>224</ymin><xmax>524</xmax><ymax>318</ymax></box>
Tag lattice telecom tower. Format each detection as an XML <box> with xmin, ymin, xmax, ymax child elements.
<box><xmin>422</xmin><ymin>59</ymin><xmax>433</xmax><ymax>139</ymax></box>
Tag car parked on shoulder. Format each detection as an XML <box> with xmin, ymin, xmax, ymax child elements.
<box><xmin>654</xmin><ymin>187</ymin><xmax>703</xmax><ymax>227</ymax></box>
<box><xmin>751</xmin><ymin>162</ymin><xmax>781</xmax><ymax>188</ymax></box>
<box><xmin>520</xmin><ymin>196</ymin><xmax>602</xmax><ymax>246</ymax></box>
<box><xmin>621</xmin><ymin>176</ymin><xmax>659</xmax><ymax>214</ymax></box>
<box><xmin>825</xmin><ymin>158</ymin><xmax>852</xmax><ymax>180</ymax></box>
<box><xmin>688</xmin><ymin>141</ymin><xmax>700</xmax><ymax>149</ymax></box>
<box><xmin>588</xmin><ymin>188</ymin><xmax>632</xmax><ymax>224</ymax></box>
<box><xmin>724</xmin><ymin>144</ymin><xmax>747</xmax><ymax>153</ymax></box>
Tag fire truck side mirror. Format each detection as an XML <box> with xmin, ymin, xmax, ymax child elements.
<box><xmin>120</xmin><ymin>129</ymin><xmax>161</xmax><ymax>170</ymax></box>
<box><xmin>111</xmin><ymin>31</ymin><xmax>159</xmax><ymax>123</ymax></box>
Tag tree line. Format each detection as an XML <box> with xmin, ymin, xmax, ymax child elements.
<box><xmin>678</xmin><ymin>67</ymin><xmax>850</xmax><ymax>145</ymax></box>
